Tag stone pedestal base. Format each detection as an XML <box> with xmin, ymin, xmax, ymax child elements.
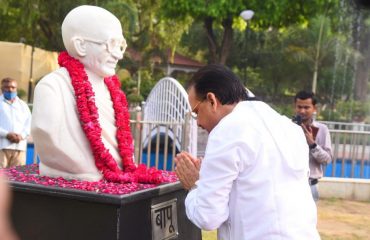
<box><xmin>10</xmin><ymin>181</ymin><xmax>201</xmax><ymax>240</ymax></box>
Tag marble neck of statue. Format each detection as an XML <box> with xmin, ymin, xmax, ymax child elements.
<box><xmin>85</xmin><ymin>68</ymin><xmax>106</xmax><ymax>88</ymax></box>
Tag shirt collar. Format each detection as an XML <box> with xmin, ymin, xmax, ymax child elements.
<box><xmin>1</xmin><ymin>94</ymin><xmax>18</xmax><ymax>104</ymax></box>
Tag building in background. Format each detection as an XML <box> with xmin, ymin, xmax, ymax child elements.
<box><xmin>0</xmin><ymin>41</ymin><xmax>58</xmax><ymax>102</ymax></box>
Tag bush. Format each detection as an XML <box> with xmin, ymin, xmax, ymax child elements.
<box><xmin>320</xmin><ymin>100</ymin><xmax>370</xmax><ymax>122</ymax></box>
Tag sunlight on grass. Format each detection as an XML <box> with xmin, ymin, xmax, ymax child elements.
<box><xmin>202</xmin><ymin>230</ymin><xmax>217</xmax><ymax>240</ymax></box>
<box><xmin>318</xmin><ymin>198</ymin><xmax>370</xmax><ymax>240</ymax></box>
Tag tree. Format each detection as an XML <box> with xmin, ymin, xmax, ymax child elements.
<box><xmin>0</xmin><ymin>0</ymin><xmax>108</xmax><ymax>50</ymax></box>
<box><xmin>161</xmin><ymin>0</ymin><xmax>335</xmax><ymax>65</ymax></box>
<box><xmin>285</xmin><ymin>16</ymin><xmax>339</xmax><ymax>92</ymax></box>
<box><xmin>352</xmin><ymin>8</ymin><xmax>370</xmax><ymax>101</ymax></box>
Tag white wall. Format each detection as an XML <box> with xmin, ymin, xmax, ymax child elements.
<box><xmin>319</xmin><ymin>177</ymin><xmax>370</xmax><ymax>201</ymax></box>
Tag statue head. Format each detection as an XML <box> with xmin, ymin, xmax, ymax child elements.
<box><xmin>61</xmin><ymin>5</ymin><xmax>126</xmax><ymax>77</ymax></box>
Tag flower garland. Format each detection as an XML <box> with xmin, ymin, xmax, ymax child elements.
<box><xmin>3</xmin><ymin>165</ymin><xmax>177</xmax><ymax>195</ymax></box>
<box><xmin>58</xmin><ymin>51</ymin><xmax>163</xmax><ymax>184</ymax></box>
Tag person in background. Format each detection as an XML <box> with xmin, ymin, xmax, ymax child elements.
<box><xmin>294</xmin><ymin>90</ymin><xmax>333</xmax><ymax>202</ymax></box>
<box><xmin>175</xmin><ymin>64</ymin><xmax>319</xmax><ymax>240</ymax></box>
<box><xmin>0</xmin><ymin>77</ymin><xmax>31</xmax><ymax>168</ymax></box>
<box><xmin>0</xmin><ymin>174</ymin><xmax>19</xmax><ymax>240</ymax></box>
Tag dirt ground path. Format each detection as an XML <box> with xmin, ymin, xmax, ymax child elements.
<box><xmin>202</xmin><ymin>198</ymin><xmax>370</xmax><ymax>240</ymax></box>
<box><xmin>318</xmin><ymin>198</ymin><xmax>370</xmax><ymax>240</ymax></box>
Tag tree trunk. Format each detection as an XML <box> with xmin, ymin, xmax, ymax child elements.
<box><xmin>219</xmin><ymin>17</ymin><xmax>233</xmax><ymax>65</ymax></box>
<box><xmin>312</xmin><ymin>16</ymin><xmax>325</xmax><ymax>94</ymax></box>
<box><xmin>355</xmin><ymin>59</ymin><xmax>369</xmax><ymax>101</ymax></box>
<box><xmin>353</xmin><ymin>11</ymin><xmax>370</xmax><ymax>101</ymax></box>
<box><xmin>204</xmin><ymin>17</ymin><xmax>233</xmax><ymax>65</ymax></box>
<box><xmin>204</xmin><ymin>17</ymin><xmax>218</xmax><ymax>64</ymax></box>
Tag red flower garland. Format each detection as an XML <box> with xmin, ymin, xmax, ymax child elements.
<box><xmin>58</xmin><ymin>51</ymin><xmax>164</xmax><ymax>184</ymax></box>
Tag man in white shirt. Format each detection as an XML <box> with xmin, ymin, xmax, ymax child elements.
<box><xmin>175</xmin><ymin>64</ymin><xmax>320</xmax><ymax>240</ymax></box>
<box><xmin>0</xmin><ymin>78</ymin><xmax>31</xmax><ymax>168</ymax></box>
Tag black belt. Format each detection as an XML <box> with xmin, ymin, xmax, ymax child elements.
<box><xmin>309</xmin><ymin>178</ymin><xmax>318</xmax><ymax>186</ymax></box>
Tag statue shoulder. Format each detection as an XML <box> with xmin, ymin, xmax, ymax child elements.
<box><xmin>36</xmin><ymin>67</ymin><xmax>72</xmax><ymax>90</ymax></box>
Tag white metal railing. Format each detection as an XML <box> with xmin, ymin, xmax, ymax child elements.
<box><xmin>29</xmin><ymin>119</ymin><xmax>187</xmax><ymax>172</ymax></box>
<box><xmin>142</xmin><ymin>77</ymin><xmax>198</xmax><ymax>157</ymax></box>
<box><xmin>321</xmin><ymin>121</ymin><xmax>370</xmax><ymax>132</ymax></box>
<box><xmin>129</xmin><ymin>119</ymin><xmax>189</xmax><ymax>171</ymax></box>
<box><xmin>26</xmin><ymin>117</ymin><xmax>370</xmax><ymax>177</ymax></box>
<box><xmin>324</xmin><ymin>129</ymin><xmax>370</xmax><ymax>179</ymax></box>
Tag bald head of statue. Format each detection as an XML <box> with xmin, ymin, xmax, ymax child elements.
<box><xmin>61</xmin><ymin>5</ymin><xmax>127</xmax><ymax>77</ymax></box>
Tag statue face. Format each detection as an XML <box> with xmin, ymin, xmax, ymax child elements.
<box><xmin>62</xmin><ymin>6</ymin><xmax>126</xmax><ymax>77</ymax></box>
<box><xmin>80</xmin><ymin>33</ymin><xmax>126</xmax><ymax>77</ymax></box>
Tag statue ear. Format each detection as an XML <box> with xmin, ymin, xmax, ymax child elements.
<box><xmin>72</xmin><ymin>37</ymin><xmax>87</xmax><ymax>57</ymax></box>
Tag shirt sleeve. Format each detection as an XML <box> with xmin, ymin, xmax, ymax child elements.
<box><xmin>0</xmin><ymin>127</ymin><xmax>8</xmax><ymax>137</ymax></box>
<box><xmin>185</xmin><ymin>139</ymin><xmax>245</xmax><ymax>230</ymax></box>
<box><xmin>0</xmin><ymin>102</ymin><xmax>8</xmax><ymax>137</ymax></box>
<box><xmin>311</xmin><ymin>126</ymin><xmax>332</xmax><ymax>164</ymax></box>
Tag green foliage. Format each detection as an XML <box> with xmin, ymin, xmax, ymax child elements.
<box><xmin>17</xmin><ymin>88</ymin><xmax>26</xmax><ymax>100</ymax></box>
<box><xmin>161</xmin><ymin>0</ymin><xmax>333</xmax><ymax>27</ymax></box>
<box><xmin>284</xmin><ymin>15</ymin><xmax>338</xmax><ymax>67</ymax></box>
<box><xmin>320</xmin><ymin>100</ymin><xmax>370</xmax><ymax>122</ymax></box>
<box><xmin>126</xmin><ymin>92</ymin><xmax>144</xmax><ymax>104</ymax></box>
<box><xmin>138</xmin><ymin>69</ymin><xmax>161</xmax><ymax>100</ymax></box>
<box><xmin>0</xmin><ymin>0</ymin><xmax>114</xmax><ymax>50</ymax></box>
<box><xmin>157</xmin><ymin>16</ymin><xmax>193</xmax><ymax>58</ymax></box>
<box><xmin>179</xmin><ymin>21</ymin><xmax>209</xmax><ymax>60</ymax></box>
<box><xmin>161</xmin><ymin>0</ymin><xmax>245</xmax><ymax>20</ymax></box>
<box><xmin>229</xmin><ymin>27</ymin><xmax>309</xmax><ymax>99</ymax></box>
<box><xmin>103</xmin><ymin>1</ymin><xmax>137</xmax><ymax>36</ymax></box>
<box><xmin>0</xmin><ymin>0</ymin><xmax>368</xmax><ymax>121</ymax></box>
<box><xmin>270</xmin><ymin>102</ymin><xmax>295</xmax><ymax>118</ymax></box>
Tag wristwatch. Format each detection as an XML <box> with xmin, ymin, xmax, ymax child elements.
<box><xmin>309</xmin><ymin>143</ymin><xmax>317</xmax><ymax>149</ymax></box>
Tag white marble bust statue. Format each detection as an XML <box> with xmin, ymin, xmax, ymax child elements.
<box><xmin>31</xmin><ymin>5</ymin><xmax>129</xmax><ymax>181</ymax></box>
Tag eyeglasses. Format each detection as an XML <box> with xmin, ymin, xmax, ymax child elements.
<box><xmin>190</xmin><ymin>100</ymin><xmax>205</xmax><ymax>119</ymax></box>
<box><xmin>83</xmin><ymin>37</ymin><xmax>127</xmax><ymax>54</ymax></box>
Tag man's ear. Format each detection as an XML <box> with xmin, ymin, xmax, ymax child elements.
<box><xmin>206</xmin><ymin>92</ymin><xmax>218</xmax><ymax>110</ymax></box>
<box><xmin>71</xmin><ymin>37</ymin><xmax>87</xmax><ymax>57</ymax></box>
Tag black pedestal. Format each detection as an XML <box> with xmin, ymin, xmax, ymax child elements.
<box><xmin>10</xmin><ymin>181</ymin><xmax>201</xmax><ymax>240</ymax></box>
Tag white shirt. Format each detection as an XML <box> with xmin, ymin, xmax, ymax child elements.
<box><xmin>185</xmin><ymin>101</ymin><xmax>320</xmax><ymax>240</ymax></box>
<box><xmin>0</xmin><ymin>95</ymin><xmax>31</xmax><ymax>151</ymax></box>
<box><xmin>32</xmin><ymin>67</ymin><xmax>122</xmax><ymax>181</ymax></box>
